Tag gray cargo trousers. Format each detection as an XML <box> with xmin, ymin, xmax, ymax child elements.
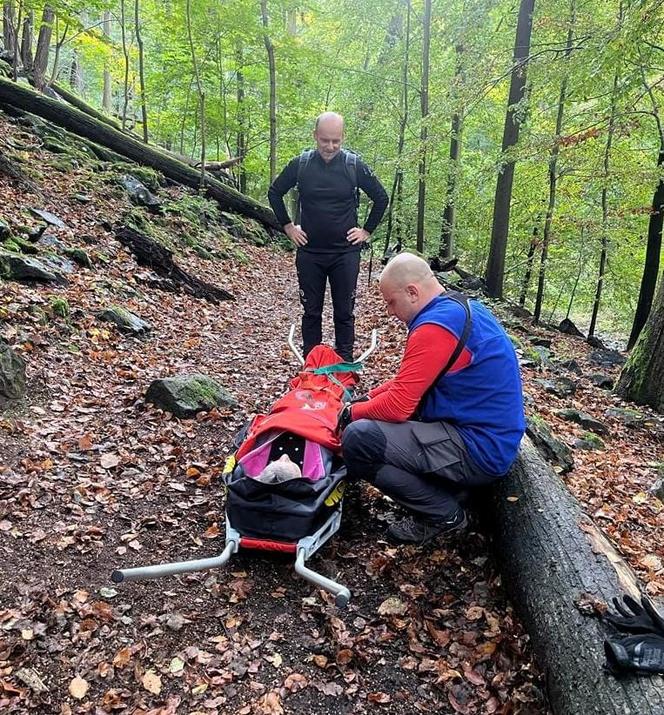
<box><xmin>341</xmin><ymin>418</ymin><xmax>500</xmax><ymax>521</ymax></box>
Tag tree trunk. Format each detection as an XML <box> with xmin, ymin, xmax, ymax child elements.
<box><xmin>628</xmin><ymin>148</ymin><xmax>664</xmax><ymax>350</ymax></box>
<box><xmin>134</xmin><ymin>0</ymin><xmax>148</xmax><ymax>143</ymax></box>
<box><xmin>519</xmin><ymin>226</ymin><xmax>539</xmax><ymax>307</ymax></box>
<box><xmin>415</xmin><ymin>0</ymin><xmax>431</xmax><ymax>254</ymax></box>
<box><xmin>186</xmin><ymin>0</ymin><xmax>205</xmax><ymax>188</ymax></box>
<box><xmin>439</xmin><ymin>42</ymin><xmax>463</xmax><ymax>260</ymax></box>
<box><xmin>2</xmin><ymin>2</ymin><xmax>16</xmax><ymax>58</ymax></box>
<box><xmin>102</xmin><ymin>11</ymin><xmax>112</xmax><ymax>112</ymax></box>
<box><xmin>491</xmin><ymin>437</ymin><xmax>664</xmax><ymax>714</ymax></box>
<box><xmin>627</xmin><ymin>52</ymin><xmax>664</xmax><ymax>351</ymax></box>
<box><xmin>35</xmin><ymin>9</ymin><xmax>56</xmax><ymax>92</ymax></box>
<box><xmin>0</xmin><ymin>76</ymin><xmax>280</xmax><ymax>229</ymax></box>
<box><xmin>485</xmin><ymin>0</ymin><xmax>535</xmax><ymax>298</ymax></box>
<box><xmin>69</xmin><ymin>50</ymin><xmax>82</xmax><ymax>93</ymax></box>
<box><xmin>260</xmin><ymin>0</ymin><xmax>277</xmax><ymax>182</ymax></box>
<box><xmin>236</xmin><ymin>42</ymin><xmax>246</xmax><ymax>194</ymax></box>
<box><xmin>616</xmin><ymin>276</ymin><xmax>664</xmax><ymax>412</ymax></box>
<box><xmin>120</xmin><ymin>0</ymin><xmax>130</xmax><ymax>130</ymax></box>
<box><xmin>588</xmin><ymin>72</ymin><xmax>619</xmax><ymax>339</ymax></box>
<box><xmin>19</xmin><ymin>10</ymin><xmax>32</xmax><ymax>71</ymax></box>
<box><xmin>533</xmin><ymin>2</ymin><xmax>574</xmax><ymax>324</ymax></box>
<box><xmin>384</xmin><ymin>0</ymin><xmax>411</xmax><ymax>256</ymax></box>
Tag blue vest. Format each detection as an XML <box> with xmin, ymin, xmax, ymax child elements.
<box><xmin>409</xmin><ymin>294</ymin><xmax>525</xmax><ymax>476</ymax></box>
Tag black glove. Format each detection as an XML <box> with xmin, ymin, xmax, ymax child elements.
<box><xmin>604</xmin><ymin>632</ymin><xmax>664</xmax><ymax>675</ymax></box>
<box><xmin>605</xmin><ymin>595</ymin><xmax>664</xmax><ymax>635</ymax></box>
<box><xmin>337</xmin><ymin>403</ymin><xmax>353</xmax><ymax>433</ymax></box>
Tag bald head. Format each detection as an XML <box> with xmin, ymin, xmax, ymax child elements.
<box><xmin>314</xmin><ymin>112</ymin><xmax>344</xmax><ymax>162</ymax></box>
<box><xmin>379</xmin><ymin>252</ymin><xmax>443</xmax><ymax>324</ymax></box>
<box><xmin>315</xmin><ymin>112</ymin><xmax>344</xmax><ymax>132</ymax></box>
<box><xmin>380</xmin><ymin>253</ymin><xmax>435</xmax><ymax>290</ymax></box>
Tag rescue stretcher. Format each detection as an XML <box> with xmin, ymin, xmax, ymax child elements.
<box><xmin>111</xmin><ymin>326</ymin><xmax>378</xmax><ymax>607</ymax></box>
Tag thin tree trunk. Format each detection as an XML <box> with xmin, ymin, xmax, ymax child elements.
<box><xmin>186</xmin><ymin>0</ymin><xmax>205</xmax><ymax>189</ymax></box>
<box><xmin>102</xmin><ymin>11</ymin><xmax>112</xmax><ymax>111</ymax></box>
<box><xmin>588</xmin><ymin>72</ymin><xmax>619</xmax><ymax>339</ymax></box>
<box><xmin>385</xmin><ymin>0</ymin><xmax>411</xmax><ymax>255</ymax></box>
<box><xmin>236</xmin><ymin>42</ymin><xmax>246</xmax><ymax>194</ymax></box>
<box><xmin>19</xmin><ymin>9</ymin><xmax>32</xmax><ymax>71</ymax></box>
<box><xmin>12</xmin><ymin>0</ymin><xmax>21</xmax><ymax>81</ymax></box>
<box><xmin>33</xmin><ymin>6</ymin><xmax>54</xmax><ymax>91</ymax></box>
<box><xmin>415</xmin><ymin>0</ymin><xmax>431</xmax><ymax>253</ymax></box>
<box><xmin>50</xmin><ymin>15</ymin><xmax>68</xmax><ymax>84</ymax></box>
<box><xmin>519</xmin><ymin>224</ymin><xmax>539</xmax><ymax>307</ymax></box>
<box><xmin>260</xmin><ymin>0</ymin><xmax>277</xmax><ymax>182</ymax></box>
<box><xmin>565</xmin><ymin>230</ymin><xmax>584</xmax><ymax>320</ymax></box>
<box><xmin>120</xmin><ymin>0</ymin><xmax>130</xmax><ymax>130</ymax></box>
<box><xmin>485</xmin><ymin>0</ymin><xmax>535</xmax><ymax>298</ymax></box>
<box><xmin>440</xmin><ymin>43</ymin><xmax>464</xmax><ymax>259</ymax></box>
<box><xmin>533</xmin><ymin>2</ymin><xmax>575</xmax><ymax>324</ymax></box>
<box><xmin>134</xmin><ymin>0</ymin><xmax>148</xmax><ymax>143</ymax></box>
<box><xmin>3</xmin><ymin>2</ymin><xmax>16</xmax><ymax>58</ymax></box>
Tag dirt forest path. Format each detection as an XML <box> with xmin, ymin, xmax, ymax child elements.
<box><xmin>0</xmin><ymin>243</ymin><xmax>545</xmax><ymax>715</ymax></box>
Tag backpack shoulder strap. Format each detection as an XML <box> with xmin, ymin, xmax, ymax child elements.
<box><xmin>342</xmin><ymin>149</ymin><xmax>360</xmax><ymax>208</ymax></box>
<box><xmin>343</xmin><ymin>149</ymin><xmax>358</xmax><ymax>188</ymax></box>
<box><xmin>296</xmin><ymin>149</ymin><xmax>315</xmax><ymax>189</ymax></box>
<box><xmin>415</xmin><ymin>292</ymin><xmax>473</xmax><ymax>420</ymax></box>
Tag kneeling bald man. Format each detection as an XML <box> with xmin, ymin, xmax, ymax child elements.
<box><xmin>340</xmin><ymin>252</ymin><xmax>526</xmax><ymax>544</ymax></box>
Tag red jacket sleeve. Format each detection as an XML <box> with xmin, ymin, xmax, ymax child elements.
<box><xmin>351</xmin><ymin>323</ymin><xmax>471</xmax><ymax>423</ymax></box>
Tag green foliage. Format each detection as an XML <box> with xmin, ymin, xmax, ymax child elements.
<box><xmin>49</xmin><ymin>296</ymin><xmax>71</xmax><ymax>319</ymax></box>
<box><xmin>12</xmin><ymin>0</ymin><xmax>664</xmax><ymax>339</ymax></box>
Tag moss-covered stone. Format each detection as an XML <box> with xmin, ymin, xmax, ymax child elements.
<box><xmin>112</xmin><ymin>162</ymin><xmax>163</xmax><ymax>191</ymax></box>
<box><xmin>64</xmin><ymin>247</ymin><xmax>92</xmax><ymax>268</ymax></box>
<box><xmin>145</xmin><ymin>374</ymin><xmax>238</xmax><ymax>418</ymax></box>
<box><xmin>98</xmin><ymin>305</ymin><xmax>151</xmax><ymax>336</ymax></box>
<box><xmin>574</xmin><ymin>432</ymin><xmax>606</xmax><ymax>451</ymax></box>
<box><xmin>0</xmin><ymin>341</ymin><xmax>26</xmax><ymax>402</ymax></box>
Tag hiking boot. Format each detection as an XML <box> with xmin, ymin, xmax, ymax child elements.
<box><xmin>387</xmin><ymin>509</ymin><xmax>468</xmax><ymax>545</ymax></box>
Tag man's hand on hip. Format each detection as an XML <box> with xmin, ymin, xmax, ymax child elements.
<box><xmin>347</xmin><ymin>227</ymin><xmax>370</xmax><ymax>245</ymax></box>
<box><xmin>284</xmin><ymin>223</ymin><xmax>308</xmax><ymax>247</ymax></box>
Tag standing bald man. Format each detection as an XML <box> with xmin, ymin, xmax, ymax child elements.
<box><xmin>340</xmin><ymin>253</ymin><xmax>526</xmax><ymax>545</ymax></box>
<box><xmin>268</xmin><ymin>112</ymin><xmax>388</xmax><ymax>362</ymax></box>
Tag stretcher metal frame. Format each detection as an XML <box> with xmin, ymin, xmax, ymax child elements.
<box><xmin>110</xmin><ymin>327</ymin><xmax>378</xmax><ymax>608</ymax></box>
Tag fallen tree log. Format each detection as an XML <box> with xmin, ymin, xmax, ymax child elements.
<box><xmin>491</xmin><ymin>437</ymin><xmax>664</xmax><ymax>714</ymax></box>
<box><xmin>0</xmin><ymin>77</ymin><xmax>280</xmax><ymax>230</ymax></box>
<box><xmin>115</xmin><ymin>225</ymin><xmax>234</xmax><ymax>303</ymax></box>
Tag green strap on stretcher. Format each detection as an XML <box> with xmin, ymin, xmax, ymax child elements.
<box><xmin>308</xmin><ymin>361</ymin><xmax>363</xmax><ymax>402</ymax></box>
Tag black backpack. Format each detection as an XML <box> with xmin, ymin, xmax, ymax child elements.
<box><xmin>296</xmin><ymin>148</ymin><xmax>360</xmax><ymax>208</ymax></box>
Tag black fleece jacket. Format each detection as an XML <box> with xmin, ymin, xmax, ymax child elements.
<box><xmin>267</xmin><ymin>150</ymin><xmax>389</xmax><ymax>253</ymax></box>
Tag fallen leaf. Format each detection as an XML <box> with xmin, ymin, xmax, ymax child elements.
<box><xmin>100</xmin><ymin>453</ymin><xmax>121</xmax><ymax>469</ymax></box>
<box><xmin>257</xmin><ymin>690</ymin><xmax>283</xmax><ymax>715</ymax></box>
<box><xmin>283</xmin><ymin>672</ymin><xmax>307</xmax><ymax>692</ymax></box>
<box><xmin>142</xmin><ymin>670</ymin><xmax>162</xmax><ymax>695</ymax></box>
<box><xmin>378</xmin><ymin>597</ymin><xmax>407</xmax><ymax>616</ymax></box>
<box><xmin>368</xmin><ymin>692</ymin><xmax>391</xmax><ymax>704</ymax></box>
<box><xmin>69</xmin><ymin>675</ymin><xmax>89</xmax><ymax>700</ymax></box>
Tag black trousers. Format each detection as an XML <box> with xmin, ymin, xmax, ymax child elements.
<box><xmin>296</xmin><ymin>249</ymin><xmax>361</xmax><ymax>362</ymax></box>
<box><xmin>341</xmin><ymin>419</ymin><xmax>500</xmax><ymax>521</ymax></box>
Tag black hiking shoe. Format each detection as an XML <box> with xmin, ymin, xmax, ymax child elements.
<box><xmin>387</xmin><ymin>509</ymin><xmax>468</xmax><ymax>545</ymax></box>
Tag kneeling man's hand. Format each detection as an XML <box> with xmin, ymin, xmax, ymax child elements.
<box><xmin>337</xmin><ymin>403</ymin><xmax>353</xmax><ymax>433</ymax></box>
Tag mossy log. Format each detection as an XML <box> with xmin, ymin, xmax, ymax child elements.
<box><xmin>490</xmin><ymin>437</ymin><xmax>664</xmax><ymax>714</ymax></box>
<box><xmin>0</xmin><ymin>77</ymin><xmax>280</xmax><ymax>230</ymax></box>
<box><xmin>115</xmin><ymin>225</ymin><xmax>233</xmax><ymax>303</ymax></box>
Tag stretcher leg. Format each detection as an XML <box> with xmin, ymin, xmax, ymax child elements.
<box><xmin>294</xmin><ymin>548</ymin><xmax>351</xmax><ymax>608</ymax></box>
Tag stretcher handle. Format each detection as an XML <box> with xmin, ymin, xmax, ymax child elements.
<box><xmin>294</xmin><ymin>548</ymin><xmax>351</xmax><ymax>607</ymax></box>
<box><xmin>111</xmin><ymin>538</ymin><xmax>238</xmax><ymax>583</ymax></box>
<box><xmin>287</xmin><ymin>325</ymin><xmax>378</xmax><ymax>366</ymax></box>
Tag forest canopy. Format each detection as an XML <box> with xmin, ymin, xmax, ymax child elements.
<box><xmin>2</xmin><ymin>0</ymin><xmax>664</xmax><ymax>340</ymax></box>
